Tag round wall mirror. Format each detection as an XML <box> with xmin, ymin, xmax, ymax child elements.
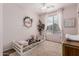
<box><xmin>23</xmin><ymin>16</ymin><xmax>32</xmax><ymax>28</ymax></box>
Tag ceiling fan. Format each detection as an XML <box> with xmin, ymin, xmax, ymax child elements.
<box><xmin>41</xmin><ymin>3</ymin><xmax>54</xmax><ymax>9</ymax></box>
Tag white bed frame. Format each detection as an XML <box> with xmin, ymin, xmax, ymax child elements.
<box><xmin>12</xmin><ymin>31</ymin><xmax>46</xmax><ymax>56</ymax></box>
<box><xmin>12</xmin><ymin>40</ymin><xmax>45</xmax><ymax>56</ymax></box>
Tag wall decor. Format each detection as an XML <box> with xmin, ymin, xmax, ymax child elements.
<box><xmin>23</xmin><ymin>16</ymin><xmax>33</xmax><ymax>28</ymax></box>
<box><xmin>37</xmin><ymin>20</ymin><xmax>45</xmax><ymax>35</ymax></box>
<box><xmin>64</xmin><ymin>18</ymin><xmax>76</xmax><ymax>28</ymax></box>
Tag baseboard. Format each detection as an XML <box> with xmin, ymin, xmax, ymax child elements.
<box><xmin>3</xmin><ymin>49</ymin><xmax>15</xmax><ymax>56</ymax></box>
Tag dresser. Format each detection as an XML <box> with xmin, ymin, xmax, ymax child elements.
<box><xmin>63</xmin><ymin>40</ymin><xmax>79</xmax><ymax>56</ymax></box>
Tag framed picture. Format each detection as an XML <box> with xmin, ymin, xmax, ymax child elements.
<box><xmin>64</xmin><ymin>18</ymin><xmax>76</xmax><ymax>28</ymax></box>
<box><xmin>23</xmin><ymin>16</ymin><xmax>33</xmax><ymax>28</ymax></box>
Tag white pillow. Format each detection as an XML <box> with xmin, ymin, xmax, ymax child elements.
<box><xmin>17</xmin><ymin>40</ymin><xmax>28</xmax><ymax>45</ymax></box>
<box><xmin>65</xmin><ymin>34</ymin><xmax>70</xmax><ymax>39</ymax></box>
<box><xmin>65</xmin><ymin>34</ymin><xmax>79</xmax><ymax>41</ymax></box>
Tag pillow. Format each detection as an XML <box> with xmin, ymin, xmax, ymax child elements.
<box><xmin>65</xmin><ymin>34</ymin><xmax>70</xmax><ymax>39</ymax></box>
<box><xmin>17</xmin><ymin>40</ymin><xmax>28</xmax><ymax>45</ymax></box>
<box><xmin>65</xmin><ymin>34</ymin><xmax>79</xmax><ymax>41</ymax></box>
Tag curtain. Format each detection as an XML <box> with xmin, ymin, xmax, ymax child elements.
<box><xmin>57</xmin><ymin>8</ymin><xmax>63</xmax><ymax>32</ymax></box>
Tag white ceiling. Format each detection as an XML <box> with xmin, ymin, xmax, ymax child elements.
<box><xmin>16</xmin><ymin>3</ymin><xmax>77</xmax><ymax>14</ymax></box>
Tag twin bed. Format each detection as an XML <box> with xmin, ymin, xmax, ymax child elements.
<box><xmin>12</xmin><ymin>39</ymin><xmax>45</xmax><ymax>56</ymax></box>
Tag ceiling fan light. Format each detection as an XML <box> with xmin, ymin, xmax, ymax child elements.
<box><xmin>41</xmin><ymin>6</ymin><xmax>47</xmax><ymax>10</ymax></box>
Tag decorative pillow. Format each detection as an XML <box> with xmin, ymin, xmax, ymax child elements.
<box><xmin>17</xmin><ymin>40</ymin><xmax>28</xmax><ymax>45</ymax></box>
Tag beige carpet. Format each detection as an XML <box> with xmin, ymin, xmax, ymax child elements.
<box><xmin>9</xmin><ymin>41</ymin><xmax>62</xmax><ymax>56</ymax></box>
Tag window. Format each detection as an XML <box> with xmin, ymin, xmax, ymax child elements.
<box><xmin>46</xmin><ymin>14</ymin><xmax>60</xmax><ymax>33</ymax></box>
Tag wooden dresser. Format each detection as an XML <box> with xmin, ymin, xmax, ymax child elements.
<box><xmin>63</xmin><ymin>40</ymin><xmax>79</xmax><ymax>56</ymax></box>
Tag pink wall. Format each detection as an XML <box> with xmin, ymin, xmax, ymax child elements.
<box><xmin>40</xmin><ymin>4</ymin><xmax>78</xmax><ymax>35</ymax></box>
<box><xmin>3</xmin><ymin>4</ymin><xmax>39</xmax><ymax>51</ymax></box>
<box><xmin>0</xmin><ymin>3</ymin><xmax>3</xmax><ymax>56</ymax></box>
<box><xmin>63</xmin><ymin>4</ymin><xmax>77</xmax><ymax>34</ymax></box>
<box><xmin>39</xmin><ymin>4</ymin><xmax>78</xmax><ymax>43</ymax></box>
<box><xmin>77</xmin><ymin>4</ymin><xmax>79</xmax><ymax>34</ymax></box>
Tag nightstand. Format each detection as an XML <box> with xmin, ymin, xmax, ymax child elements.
<box><xmin>63</xmin><ymin>40</ymin><xmax>79</xmax><ymax>56</ymax></box>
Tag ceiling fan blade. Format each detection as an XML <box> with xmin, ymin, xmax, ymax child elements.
<box><xmin>47</xmin><ymin>5</ymin><xmax>54</xmax><ymax>8</ymax></box>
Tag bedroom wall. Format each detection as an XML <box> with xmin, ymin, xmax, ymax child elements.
<box><xmin>39</xmin><ymin>4</ymin><xmax>77</xmax><ymax>43</ymax></box>
<box><xmin>40</xmin><ymin>4</ymin><xmax>77</xmax><ymax>35</ymax></box>
<box><xmin>3</xmin><ymin>4</ymin><xmax>39</xmax><ymax>51</ymax></box>
<box><xmin>77</xmin><ymin>4</ymin><xmax>79</xmax><ymax>34</ymax></box>
<box><xmin>63</xmin><ymin>4</ymin><xmax>77</xmax><ymax>35</ymax></box>
<box><xmin>0</xmin><ymin>3</ymin><xmax>3</xmax><ymax>56</ymax></box>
